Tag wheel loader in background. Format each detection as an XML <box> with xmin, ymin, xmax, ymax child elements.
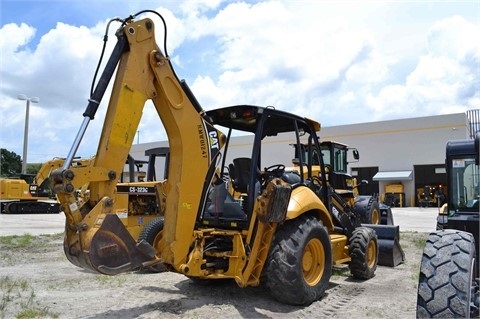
<box><xmin>291</xmin><ymin>140</ymin><xmax>402</xmax><ymax>267</ymax></box>
<box><xmin>417</xmin><ymin>133</ymin><xmax>479</xmax><ymax>318</ymax></box>
<box><xmin>302</xmin><ymin>140</ymin><xmax>395</xmax><ymax>225</ymax></box>
<box><xmin>50</xmin><ymin>11</ymin><xmax>404</xmax><ymax>306</ymax></box>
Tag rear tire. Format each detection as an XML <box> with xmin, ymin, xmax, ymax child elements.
<box><xmin>368</xmin><ymin>201</ymin><xmax>380</xmax><ymax>225</ymax></box>
<box><xmin>348</xmin><ymin>227</ymin><xmax>378</xmax><ymax>279</ymax></box>
<box><xmin>416</xmin><ymin>230</ymin><xmax>476</xmax><ymax>318</ymax></box>
<box><xmin>265</xmin><ymin>215</ymin><xmax>332</xmax><ymax>306</ymax></box>
<box><xmin>138</xmin><ymin>217</ymin><xmax>167</xmax><ymax>273</ymax></box>
<box><xmin>354</xmin><ymin>197</ymin><xmax>380</xmax><ymax>225</ymax></box>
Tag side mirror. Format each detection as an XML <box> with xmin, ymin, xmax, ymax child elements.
<box><xmin>347</xmin><ymin>148</ymin><xmax>360</xmax><ymax>163</ymax></box>
<box><xmin>475</xmin><ymin>132</ymin><xmax>479</xmax><ymax>165</ymax></box>
<box><xmin>353</xmin><ymin>179</ymin><xmax>368</xmax><ymax>190</ymax></box>
<box><xmin>353</xmin><ymin>149</ymin><xmax>359</xmax><ymax>160</ymax></box>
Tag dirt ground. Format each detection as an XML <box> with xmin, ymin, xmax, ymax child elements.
<box><xmin>0</xmin><ymin>231</ymin><xmax>427</xmax><ymax>319</ymax></box>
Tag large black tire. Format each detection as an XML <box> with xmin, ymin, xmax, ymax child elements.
<box><xmin>348</xmin><ymin>226</ymin><xmax>378</xmax><ymax>279</ymax></box>
<box><xmin>265</xmin><ymin>215</ymin><xmax>332</xmax><ymax>306</ymax></box>
<box><xmin>354</xmin><ymin>196</ymin><xmax>380</xmax><ymax>225</ymax></box>
<box><xmin>138</xmin><ymin>217</ymin><xmax>167</xmax><ymax>273</ymax></box>
<box><xmin>417</xmin><ymin>230</ymin><xmax>476</xmax><ymax>318</ymax></box>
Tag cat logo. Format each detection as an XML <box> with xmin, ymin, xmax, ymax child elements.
<box><xmin>209</xmin><ymin>131</ymin><xmax>219</xmax><ymax>149</ymax></box>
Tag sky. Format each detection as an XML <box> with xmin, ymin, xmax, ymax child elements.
<box><xmin>1</xmin><ymin>0</ymin><xmax>479</xmax><ymax>164</ymax></box>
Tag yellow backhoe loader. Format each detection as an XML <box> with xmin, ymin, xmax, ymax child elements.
<box><xmin>51</xmin><ymin>11</ymin><xmax>402</xmax><ymax>305</ymax></box>
<box><xmin>114</xmin><ymin>147</ymin><xmax>170</xmax><ymax>241</ymax></box>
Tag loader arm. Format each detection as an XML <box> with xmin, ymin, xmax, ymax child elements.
<box><xmin>52</xmin><ymin>17</ymin><xmax>225</xmax><ymax>274</ymax></box>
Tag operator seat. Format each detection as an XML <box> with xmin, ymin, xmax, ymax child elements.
<box><xmin>229</xmin><ymin>157</ymin><xmax>251</xmax><ymax>194</ymax></box>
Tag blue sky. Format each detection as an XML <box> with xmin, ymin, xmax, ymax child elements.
<box><xmin>0</xmin><ymin>0</ymin><xmax>479</xmax><ymax>164</ymax></box>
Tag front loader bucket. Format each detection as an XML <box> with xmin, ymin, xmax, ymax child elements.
<box><xmin>362</xmin><ymin>224</ymin><xmax>405</xmax><ymax>267</ymax></box>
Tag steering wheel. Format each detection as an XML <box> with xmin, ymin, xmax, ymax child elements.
<box><xmin>262</xmin><ymin>164</ymin><xmax>286</xmax><ymax>183</ymax></box>
<box><xmin>264</xmin><ymin>164</ymin><xmax>285</xmax><ymax>172</ymax></box>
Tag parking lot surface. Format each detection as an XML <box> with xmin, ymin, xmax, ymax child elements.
<box><xmin>0</xmin><ymin>207</ymin><xmax>438</xmax><ymax>236</ymax></box>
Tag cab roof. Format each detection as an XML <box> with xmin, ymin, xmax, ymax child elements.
<box><xmin>206</xmin><ymin>105</ymin><xmax>321</xmax><ymax>136</ymax></box>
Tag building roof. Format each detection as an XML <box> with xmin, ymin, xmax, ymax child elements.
<box><xmin>373</xmin><ymin>170</ymin><xmax>413</xmax><ymax>181</ymax></box>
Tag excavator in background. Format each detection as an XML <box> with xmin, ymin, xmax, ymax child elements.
<box><xmin>0</xmin><ymin>147</ymin><xmax>164</xmax><ymax>216</ymax></box>
<box><xmin>0</xmin><ymin>143</ymin><xmax>168</xmax><ymax>247</ymax></box>
<box><xmin>50</xmin><ymin>11</ymin><xmax>403</xmax><ymax>306</ymax></box>
<box><xmin>417</xmin><ymin>133</ymin><xmax>479</xmax><ymax>318</ymax></box>
<box><xmin>0</xmin><ymin>157</ymin><xmax>91</xmax><ymax>214</ymax></box>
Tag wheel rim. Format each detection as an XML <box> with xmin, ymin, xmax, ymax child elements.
<box><xmin>371</xmin><ymin>208</ymin><xmax>380</xmax><ymax>224</ymax></box>
<box><xmin>302</xmin><ymin>238</ymin><xmax>325</xmax><ymax>286</ymax></box>
<box><xmin>367</xmin><ymin>239</ymin><xmax>377</xmax><ymax>268</ymax></box>
<box><xmin>153</xmin><ymin>231</ymin><xmax>163</xmax><ymax>248</ymax></box>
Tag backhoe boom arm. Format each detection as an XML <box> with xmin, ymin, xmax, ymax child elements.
<box><xmin>52</xmin><ymin>17</ymin><xmax>225</xmax><ymax>274</ymax></box>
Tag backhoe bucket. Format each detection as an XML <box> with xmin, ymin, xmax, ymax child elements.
<box><xmin>363</xmin><ymin>224</ymin><xmax>405</xmax><ymax>267</ymax></box>
<box><xmin>75</xmin><ymin>214</ymin><xmax>157</xmax><ymax>275</ymax></box>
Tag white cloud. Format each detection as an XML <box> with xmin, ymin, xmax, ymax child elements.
<box><xmin>362</xmin><ymin>14</ymin><xmax>480</xmax><ymax>121</ymax></box>
<box><xmin>1</xmin><ymin>1</ymin><xmax>479</xmax><ymax>163</ymax></box>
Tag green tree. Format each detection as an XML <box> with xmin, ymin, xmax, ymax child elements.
<box><xmin>27</xmin><ymin>163</ymin><xmax>42</xmax><ymax>175</ymax></box>
<box><xmin>0</xmin><ymin>148</ymin><xmax>22</xmax><ymax>177</ymax></box>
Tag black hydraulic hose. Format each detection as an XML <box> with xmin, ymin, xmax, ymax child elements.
<box><xmin>90</xmin><ymin>18</ymin><xmax>123</xmax><ymax>97</ymax></box>
<box><xmin>62</xmin><ymin>31</ymin><xmax>128</xmax><ymax>170</ymax></box>
<box><xmin>131</xmin><ymin>10</ymin><xmax>168</xmax><ymax>57</ymax></box>
<box><xmin>83</xmin><ymin>33</ymin><xmax>128</xmax><ymax>119</ymax></box>
<box><xmin>181</xmin><ymin>80</ymin><xmax>206</xmax><ymax>115</ymax></box>
<box><xmin>64</xmin><ymin>10</ymin><xmax>167</xmax><ymax>169</ymax></box>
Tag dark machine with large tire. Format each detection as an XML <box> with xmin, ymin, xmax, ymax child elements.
<box><xmin>417</xmin><ymin>133</ymin><xmax>480</xmax><ymax>318</ymax></box>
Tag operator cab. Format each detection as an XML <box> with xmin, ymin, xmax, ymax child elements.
<box><xmin>199</xmin><ymin>105</ymin><xmax>327</xmax><ymax>229</ymax></box>
<box><xmin>440</xmin><ymin>134</ymin><xmax>480</xmax><ymax>245</ymax></box>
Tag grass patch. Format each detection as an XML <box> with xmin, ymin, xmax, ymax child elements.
<box><xmin>331</xmin><ymin>265</ymin><xmax>350</xmax><ymax>277</ymax></box>
<box><xmin>411</xmin><ymin>236</ymin><xmax>427</xmax><ymax>250</ymax></box>
<box><xmin>96</xmin><ymin>274</ymin><xmax>128</xmax><ymax>287</ymax></box>
<box><xmin>0</xmin><ymin>234</ymin><xmax>36</xmax><ymax>248</ymax></box>
<box><xmin>16</xmin><ymin>307</ymin><xmax>54</xmax><ymax>319</ymax></box>
<box><xmin>411</xmin><ymin>265</ymin><xmax>420</xmax><ymax>286</ymax></box>
<box><xmin>400</xmin><ymin>231</ymin><xmax>429</xmax><ymax>249</ymax></box>
<box><xmin>0</xmin><ymin>233</ymin><xmax>63</xmax><ymax>250</ymax></box>
<box><xmin>399</xmin><ymin>231</ymin><xmax>427</xmax><ymax>287</ymax></box>
<box><xmin>0</xmin><ymin>276</ymin><xmax>59</xmax><ymax>319</ymax></box>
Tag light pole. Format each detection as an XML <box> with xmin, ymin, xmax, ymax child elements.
<box><xmin>17</xmin><ymin>94</ymin><xmax>40</xmax><ymax>174</ymax></box>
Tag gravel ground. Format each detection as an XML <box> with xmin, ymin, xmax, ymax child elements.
<box><xmin>0</xmin><ymin>230</ymin><xmax>428</xmax><ymax>319</ymax></box>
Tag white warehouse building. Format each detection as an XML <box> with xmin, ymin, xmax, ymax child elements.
<box><xmin>129</xmin><ymin>109</ymin><xmax>479</xmax><ymax>207</ymax></box>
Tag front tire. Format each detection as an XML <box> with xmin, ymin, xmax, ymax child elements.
<box><xmin>417</xmin><ymin>230</ymin><xmax>476</xmax><ymax>318</ymax></box>
<box><xmin>138</xmin><ymin>217</ymin><xmax>167</xmax><ymax>273</ymax></box>
<box><xmin>348</xmin><ymin>227</ymin><xmax>378</xmax><ymax>279</ymax></box>
<box><xmin>265</xmin><ymin>215</ymin><xmax>332</xmax><ymax>306</ymax></box>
